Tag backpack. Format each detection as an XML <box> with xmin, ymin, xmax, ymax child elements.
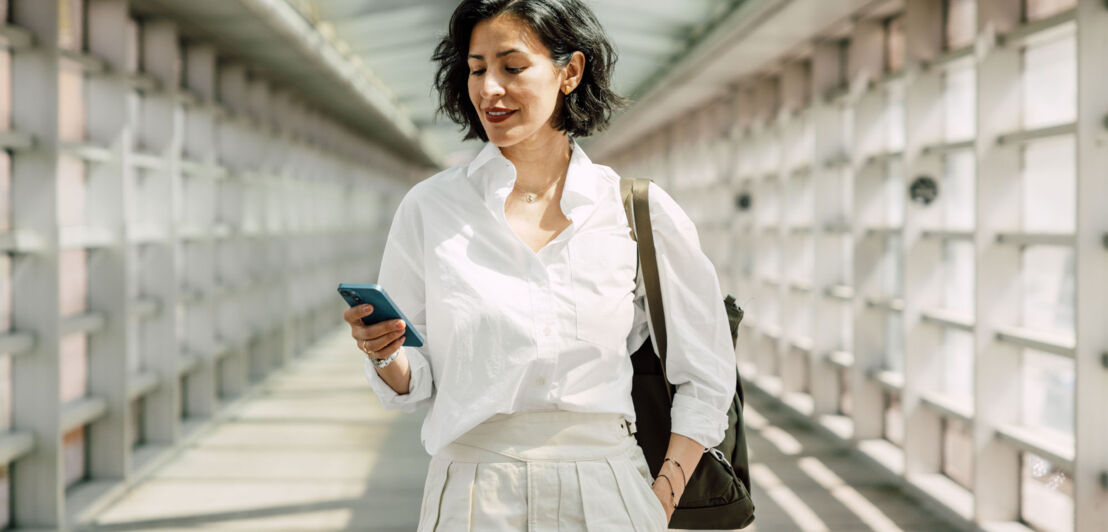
<box><xmin>621</xmin><ymin>177</ymin><xmax>755</xmax><ymax>529</ymax></box>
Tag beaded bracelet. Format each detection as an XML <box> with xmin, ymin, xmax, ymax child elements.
<box><xmin>663</xmin><ymin>456</ymin><xmax>688</xmax><ymax>488</ymax></box>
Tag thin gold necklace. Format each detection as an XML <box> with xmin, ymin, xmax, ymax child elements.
<box><xmin>516</xmin><ymin>175</ymin><xmax>561</xmax><ymax>203</ymax></box>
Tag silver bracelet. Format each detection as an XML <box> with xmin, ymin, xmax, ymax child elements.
<box><xmin>370</xmin><ymin>350</ymin><xmax>400</xmax><ymax>369</ymax></box>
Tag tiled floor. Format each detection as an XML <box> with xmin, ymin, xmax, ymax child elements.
<box><xmin>76</xmin><ymin>329</ymin><xmax>957</xmax><ymax>531</ymax></box>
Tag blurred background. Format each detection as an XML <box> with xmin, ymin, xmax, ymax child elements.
<box><xmin>0</xmin><ymin>0</ymin><xmax>1104</xmax><ymax>531</ymax></box>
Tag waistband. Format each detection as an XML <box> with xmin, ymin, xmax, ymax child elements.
<box><xmin>438</xmin><ymin>410</ymin><xmax>639</xmax><ymax>463</ymax></box>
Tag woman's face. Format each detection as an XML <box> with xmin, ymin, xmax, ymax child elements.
<box><xmin>467</xmin><ymin>15</ymin><xmax>576</xmax><ymax>147</ymax></box>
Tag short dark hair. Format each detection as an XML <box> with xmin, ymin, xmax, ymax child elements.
<box><xmin>432</xmin><ymin>0</ymin><xmax>627</xmax><ymax>142</ymax></box>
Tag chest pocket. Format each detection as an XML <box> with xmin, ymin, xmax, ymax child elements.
<box><xmin>567</xmin><ymin>230</ymin><xmax>638</xmax><ymax>350</ymax></box>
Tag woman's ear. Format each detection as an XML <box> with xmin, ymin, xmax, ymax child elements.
<box><xmin>563</xmin><ymin>51</ymin><xmax>586</xmax><ymax>94</ymax></box>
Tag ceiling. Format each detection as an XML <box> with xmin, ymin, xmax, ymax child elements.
<box><xmin>304</xmin><ymin>0</ymin><xmax>746</xmax><ymax>165</ymax></box>
<box><xmin>132</xmin><ymin>0</ymin><xmax>443</xmax><ymax>168</ymax></box>
<box><xmin>131</xmin><ymin>0</ymin><xmax>878</xmax><ymax>171</ymax></box>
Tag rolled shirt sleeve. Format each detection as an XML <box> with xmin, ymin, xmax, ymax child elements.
<box><xmin>364</xmin><ymin>194</ymin><xmax>435</xmax><ymax>413</ymax></box>
<box><xmin>647</xmin><ymin>182</ymin><xmax>737</xmax><ymax>449</ymax></box>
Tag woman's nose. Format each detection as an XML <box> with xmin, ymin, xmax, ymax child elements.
<box><xmin>481</xmin><ymin>74</ymin><xmax>505</xmax><ymax>99</ymax></box>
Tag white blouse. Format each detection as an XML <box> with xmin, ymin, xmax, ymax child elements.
<box><xmin>365</xmin><ymin>141</ymin><xmax>737</xmax><ymax>457</ymax></box>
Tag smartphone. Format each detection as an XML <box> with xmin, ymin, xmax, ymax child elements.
<box><xmin>337</xmin><ymin>283</ymin><xmax>425</xmax><ymax>348</ymax></box>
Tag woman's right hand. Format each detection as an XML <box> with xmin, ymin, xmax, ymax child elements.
<box><xmin>344</xmin><ymin>304</ymin><xmax>407</xmax><ymax>361</ymax></box>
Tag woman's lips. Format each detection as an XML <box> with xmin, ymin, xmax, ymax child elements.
<box><xmin>485</xmin><ymin>109</ymin><xmax>517</xmax><ymax>124</ymax></box>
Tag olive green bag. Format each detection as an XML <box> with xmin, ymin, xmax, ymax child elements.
<box><xmin>621</xmin><ymin>177</ymin><xmax>755</xmax><ymax>529</ymax></box>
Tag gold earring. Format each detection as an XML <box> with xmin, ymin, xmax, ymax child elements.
<box><xmin>563</xmin><ymin>86</ymin><xmax>571</xmax><ymax>95</ymax></box>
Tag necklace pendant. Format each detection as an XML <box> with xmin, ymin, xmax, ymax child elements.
<box><xmin>524</xmin><ymin>192</ymin><xmax>537</xmax><ymax>203</ymax></box>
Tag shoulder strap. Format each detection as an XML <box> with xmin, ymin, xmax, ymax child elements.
<box><xmin>621</xmin><ymin>178</ymin><xmax>672</xmax><ymax>398</ymax></box>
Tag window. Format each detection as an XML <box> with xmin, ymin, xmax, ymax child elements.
<box><xmin>1024</xmin><ymin>0</ymin><xmax>1076</xmax><ymax>22</ymax></box>
<box><xmin>940</xmin><ymin>150</ymin><xmax>975</xmax><ymax>232</ymax></box>
<box><xmin>885</xmin><ymin>16</ymin><xmax>905</xmax><ymax>74</ymax></box>
<box><xmin>0</xmin><ymin>465</ymin><xmax>8</xmax><ymax>529</ymax></box>
<box><xmin>884</xmin><ymin>314</ymin><xmax>904</xmax><ymax>373</ymax></box>
<box><xmin>63</xmin><ymin>427</ymin><xmax>86</xmax><ymax>488</ymax></box>
<box><xmin>941</xmin><ymin>329</ymin><xmax>974</xmax><ymax>400</ymax></box>
<box><xmin>1021</xmin><ymin>246</ymin><xmax>1075</xmax><ymax>338</ymax></box>
<box><xmin>1021</xmin><ymin>349</ymin><xmax>1074</xmax><ymax>437</ymax></box>
<box><xmin>942</xmin><ymin>417</ymin><xmax>974</xmax><ymax>490</ymax></box>
<box><xmin>883</xmin><ymin>391</ymin><xmax>904</xmax><ymax>446</ymax></box>
<box><xmin>1020</xmin><ymin>452</ymin><xmax>1074</xmax><ymax>532</ymax></box>
<box><xmin>1021</xmin><ymin>28</ymin><xmax>1076</xmax><ymax>129</ymax></box>
<box><xmin>944</xmin><ymin>0</ymin><xmax>976</xmax><ymax>51</ymax></box>
<box><xmin>943</xmin><ymin>241</ymin><xmax>975</xmax><ymax>314</ymax></box>
<box><xmin>943</xmin><ymin>59</ymin><xmax>976</xmax><ymax>142</ymax></box>
<box><xmin>1022</xmin><ymin>137</ymin><xmax>1075</xmax><ymax>234</ymax></box>
<box><xmin>838</xmin><ymin>368</ymin><xmax>852</xmax><ymax>416</ymax></box>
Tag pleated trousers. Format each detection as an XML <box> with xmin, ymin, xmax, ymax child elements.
<box><xmin>417</xmin><ymin>410</ymin><xmax>669</xmax><ymax>531</ymax></box>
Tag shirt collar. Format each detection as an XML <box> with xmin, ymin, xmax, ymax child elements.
<box><xmin>466</xmin><ymin>139</ymin><xmax>605</xmax><ymax>228</ymax></box>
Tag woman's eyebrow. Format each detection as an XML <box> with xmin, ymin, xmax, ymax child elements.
<box><xmin>468</xmin><ymin>49</ymin><xmax>522</xmax><ymax>60</ymax></box>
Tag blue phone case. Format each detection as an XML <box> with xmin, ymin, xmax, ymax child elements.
<box><xmin>337</xmin><ymin>283</ymin><xmax>425</xmax><ymax>348</ymax></box>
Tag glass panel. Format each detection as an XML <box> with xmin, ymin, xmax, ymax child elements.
<box><xmin>128</xmin><ymin>398</ymin><xmax>143</xmax><ymax>448</ymax></box>
<box><xmin>885</xmin><ymin>82</ymin><xmax>905</xmax><ymax>153</ymax></box>
<box><xmin>0</xmin><ymin>465</ymin><xmax>8</xmax><ymax>529</ymax></box>
<box><xmin>57</xmin><ymin>156</ymin><xmax>86</xmax><ymax>228</ymax></box>
<box><xmin>885</xmin><ymin>159</ymin><xmax>904</xmax><ymax>227</ymax></box>
<box><xmin>942</xmin><ymin>328</ymin><xmax>974</xmax><ymax>400</ymax></box>
<box><xmin>942</xmin><ymin>149</ymin><xmax>975</xmax><ymax>231</ymax></box>
<box><xmin>1021</xmin><ymin>246</ymin><xmax>1075</xmax><ymax>338</ymax></box>
<box><xmin>1025</xmin><ymin>0</ymin><xmax>1076</xmax><ymax>21</ymax></box>
<box><xmin>797</xmin><ymin>175</ymin><xmax>814</xmax><ymax>227</ymax></box>
<box><xmin>790</xmin><ymin>235</ymin><xmax>813</xmax><ymax>284</ymax></box>
<box><xmin>0</xmin><ymin>254</ymin><xmax>9</xmax><ymax>330</ymax></box>
<box><xmin>838</xmin><ymin>234</ymin><xmax>853</xmax><ymax>286</ymax></box>
<box><xmin>59</xmin><ymin>249</ymin><xmax>88</xmax><ymax>317</ymax></box>
<box><xmin>942</xmin><ymin>417</ymin><xmax>974</xmax><ymax>490</ymax></box>
<box><xmin>839</xmin><ymin>300</ymin><xmax>853</xmax><ymax>351</ymax></box>
<box><xmin>884</xmin><ymin>313</ymin><xmax>904</xmax><ymax>373</ymax></box>
<box><xmin>0</xmin><ymin>48</ymin><xmax>9</xmax><ymax>132</ymax></box>
<box><xmin>0</xmin><ymin>151</ymin><xmax>9</xmax><ymax>233</ymax></box>
<box><xmin>0</xmin><ymin>356</ymin><xmax>9</xmax><ymax>432</ymax></box>
<box><xmin>1022</xmin><ymin>31</ymin><xmax>1075</xmax><ymax>129</ymax></box>
<box><xmin>57</xmin><ymin>0</ymin><xmax>84</xmax><ymax>51</ymax></box>
<box><xmin>944</xmin><ymin>0</ymin><xmax>977</xmax><ymax>50</ymax></box>
<box><xmin>943</xmin><ymin>59</ymin><xmax>976</xmax><ymax>142</ymax></box>
<box><xmin>838</xmin><ymin>367</ymin><xmax>852</xmax><ymax>416</ymax></box>
<box><xmin>1022</xmin><ymin>137</ymin><xmax>1075</xmax><ymax>234</ymax></box>
<box><xmin>882</xmin><ymin>235</ymin><xmax>903</xmax><ymax>298</ymax></box>
<box><xmin>60</xmin><ymin>334</ymin><xmax>88</xmax><ymax>404</ymax></box>
<box><xmin>63</xmin><ymin>426</ymin><xmax>86</xmax><ymax>488</ymax></box>
<box><xmin>1021</xmin><ymin>349</ymin><xmax>1074</xmax><ymax>437</ymax></box>
<box><xmin>58</xmin><ymin>59</ymin><xmax>85</xmax><ymax>142</ymax></box>
<box><xmin>1020</xmin><ymin>452</ymin><xmax>1074</xmax><ymax>532</ymax></box>
<box><xmin>885</xmin><ymin>16</ymin><xmax>905</xmax><ymax>73</ymax></box>
<box><xmin>883</xmin><ymin>392</ymin><xmax>904</xmax><ymax>446</ymax></box>
<box><xmin>943</xmin><ymin>240</ymin><xmax>975</xmax><ymax>314</ymax></box>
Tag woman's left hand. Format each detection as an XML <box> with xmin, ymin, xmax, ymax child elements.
<box><xmin>651</xmin><ymin>476</ymin><xmax>677</xmax><ymax>523</ymax></box>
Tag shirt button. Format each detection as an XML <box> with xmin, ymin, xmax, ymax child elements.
<box><xmin>536</xmin><ymin>377</ymin><xmax>547</xmax><ymax>386</ymax></box>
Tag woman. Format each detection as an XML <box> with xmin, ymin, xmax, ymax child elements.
<box><xmin>343</xmin><ymin>0</ymin><xmax>737</xmax><ymax>529</ymax></box>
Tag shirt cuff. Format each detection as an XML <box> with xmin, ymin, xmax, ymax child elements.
<box><xmin>669</xmin><ymin>391</ymin><xmax>729</xmax><ymax>449</ymax></box>
<box><xmin>363</xmin><ymin>346</ymin><xmax>433</xmax><ymax>413</ymax></box>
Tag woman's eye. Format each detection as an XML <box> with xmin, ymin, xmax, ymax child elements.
<box><xmin>506</xmin><ymin>67</ymin><xmax>525</xmax><ymax>74</ymax></box>
<box><xmin>470</xmin><ymin>68</ymin><xmax>486</xmax><ymax>76</ymax></box>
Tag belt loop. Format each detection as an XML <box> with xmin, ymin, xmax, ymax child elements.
<box><xmin>622</xmin><ymin>419</ymin><xmax>637</xmax><ymax>436</ymax></box>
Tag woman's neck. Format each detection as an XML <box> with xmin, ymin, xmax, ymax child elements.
<box><xmin>500</xmin><ymin>130</ymin><xmax>573</xmax><ymax>193</ymax></box>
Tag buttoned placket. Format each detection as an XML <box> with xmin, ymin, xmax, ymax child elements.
<box><xmin>530</xmin><ymin>226</ymin><xmax>573</xmax><ymax>398</ymax></box>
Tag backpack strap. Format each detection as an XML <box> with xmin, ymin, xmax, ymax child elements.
<box><xmin>621</xmin><ymin>178</ymin><xmax>673</xmax><ymax>401</ymax></box>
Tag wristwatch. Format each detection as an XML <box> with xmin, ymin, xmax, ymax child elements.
<box><xmin>369</xmin><ymin>350</ymin><xmax>400</xmax><ymax>369</ymax></box>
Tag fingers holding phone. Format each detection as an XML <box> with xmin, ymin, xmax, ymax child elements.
<box><xmin>343</xmin><ymin>305</ymin><xmax>404</xmax><ymax>357</ymax></box>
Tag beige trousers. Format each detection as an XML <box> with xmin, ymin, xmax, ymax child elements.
<box><xmin>417</xmin><ymin>410</ymin><xmax>669</xmax><ymax>531</ymax></box>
